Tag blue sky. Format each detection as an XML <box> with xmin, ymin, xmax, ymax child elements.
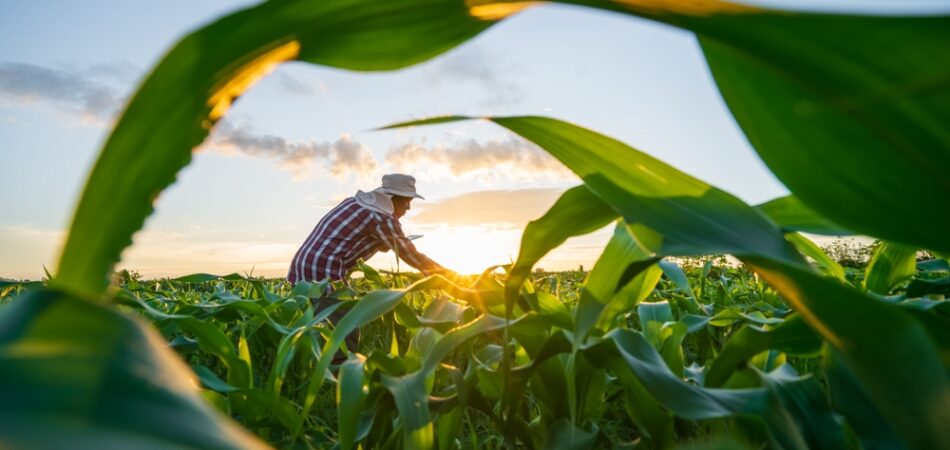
<box><xmin>1</xmin><ymin>0</ymin><xmax>946</xmax><ymax>279</ymax></box>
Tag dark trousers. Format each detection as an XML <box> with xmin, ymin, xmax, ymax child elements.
<box><xmin>312</xmin><ymin>296</ymin><xmax>359</xmax><ymax>362</ymax></box>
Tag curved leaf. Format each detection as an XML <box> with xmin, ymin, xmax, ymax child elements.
<box><xmin>338</xmin><ymin>355</ymin><xmax>368</xmax><ymax>450</ymax></box>
<box><xmin>746</xmin><ymin>257</ymin><xmax>949</xmax><ymax>450</ymax></box>
<box><xmin>705</xmin><ymin>314</ymin><xmax>821</xmax><ymax>388</ymax></box>
<box><xmin>865</xmin><ymin>242</ymin><xmax>918</xmax><ymax>294</ymax></box>
<box><xmin>392</xmin><ymin>113</ymin><xmax>948</xmax><ymax>449</ymax></box>
<box><xmin>558</xmin><ymin>0</ymin><xmax>950</xmax><ymax>252</ymax></box>
<box><xmin>785</xmin><ymin>233</ymin><xmax>846</xmax><ymax>281</ymax></box>
<box><xmin>387</xmin><ymin>115</ymin><xmax>802</xmax><ymax>264</ymax></box>
<box><xmin>575</xmin><ymin>221</ymin><xmax>660</xmax><ymax>339</ymax></box>
<box><xmin>505</xmin><ymin>184</ymin><xmax>618</xmax><ymax>310</ymax></box>
<box><xmin>0</xmin><ymin>288</ymin><xmax>269</xmax><ymax>449</ymax></box>
<box><xmin>755</xmin><ymin>196</ymin><xmax>852</xmax><ymax>236</ymax></box>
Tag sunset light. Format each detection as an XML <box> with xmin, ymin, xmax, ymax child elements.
<box><xmin>2</xmin><ymin>1</ymin><xmax>945</xmax><ymax>449</ymax></box>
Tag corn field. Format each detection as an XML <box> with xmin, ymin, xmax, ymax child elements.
<box><xmin>1</xmin><ymin>1</ymin><xmax>948</xmax><ymax>449</ymax></box>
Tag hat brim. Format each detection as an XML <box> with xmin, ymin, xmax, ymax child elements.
<box><xmin>384</xmin><ymin>189</ymin><xmax>424</xmax><ymax>200</ymax></box>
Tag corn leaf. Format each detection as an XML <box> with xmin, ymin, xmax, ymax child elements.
<box><xmin>0</xmin><ymin>288</ymin><xmax>269</xmax><ymax>449</ymax></box>
<box><xmin>559</xmin><ymin>0</ymin><xmax>950</xmax><ymax>252</ymax></box>
<box><xmin>393</xmin><ymin>114</ymin><xmax>947</xmax><ymax>449</ymax></box>
<box><xmin>864</xmin><ymin>242</ymin><xmax>918</xmax><ymax>294</ymax></box>
<box><xmin>784</xmin><ymin>233</ymin><xmax>846</xmax><ymax>281</ymax></box>
<box><xmin>504</xmin><ymin>184</ymin><xmax>618</xmax><ymax>310</ymax></box>
<box><xmin>705</xmin><ymin>314</ymin><xmax>821</xmax><ymax>388</ymax></box>
<box><xmin>755</xmin><ymin>196</ymin><xmax>852</xmax><ymax>236</ymax></box>
<box><xmin>337</xmin><ymin>355</ymin><xmax>368</xmax><ymax>450</ymax></box>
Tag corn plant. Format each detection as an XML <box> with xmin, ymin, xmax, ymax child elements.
<box><xmin>1</xmin><ymin>0</ymin><xmax>947</xmax><ymax>449</ymax></box>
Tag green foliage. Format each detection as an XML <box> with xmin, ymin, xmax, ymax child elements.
<box><xmin>2</xmin><ymin>0</ymin><xmax>948</xmax><ymax>449</ymax></box>
<box><xmin>4</xmin><ymin>259</ymin><xmax>947</xmax><ymax>449</ymax></box>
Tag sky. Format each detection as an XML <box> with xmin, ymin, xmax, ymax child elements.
<box><xmin>1</xmin><ymin>0</ymin><xmax>947</xmax><ymax>279</ymax></box>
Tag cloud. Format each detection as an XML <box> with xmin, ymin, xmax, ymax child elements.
<box><xmin>0</xmin><ymin>62</ymin><xmax>123</xmax><ymax>122</ymax></box>
<box><xmin>385</xmin><ymin>136</ymin><xmax>573</xmax><ymax>182</ymax></box>
<box><xmin>427</xmin><ymin>47</ymin><xmax>526</xmax><ymax>106</ymax></box>
<box><xmin>410</xmin><ymin>188</ymin><xmax>565</xmax><ymax>227</ymax></box>
<box><xmin>273</xmin><ymin>70</ymin><xmax>326</xmax><ymax>95</ymax></box>
<box><xmin>0</xmin><ymin>61</ymin><xmax>368</xmax><ymax>181</ymax></box>
<box><xmin>78</xmin><ymin>61</ymin><xmax>140</xmax><ymax>83</ymax></box>
<box><xmin>207</xmin><ymin>121</ymin><xmax>379</xmax><ymax>181</ymax></box>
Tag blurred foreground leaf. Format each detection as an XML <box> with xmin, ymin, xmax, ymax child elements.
<box><xmin>0</xmin><ymin>288</ymin><xmax>269</xmax><ymax>449</ymax></box>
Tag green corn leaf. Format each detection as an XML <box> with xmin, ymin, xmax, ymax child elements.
<box><xmin>784</xmin><ymin>233</ymin><xmax>846</xmax><ymax>281</ymax></box>
<box><xmin>489</xmin><ymin>116</ymin><xmax>803</xmax><ymax>264</ymax></box>
<box><xmin>558</xmin><ymin>0</ymin><xmax>950</xmax><ymax>252</ymax></box>
<box><xmin>435</xmin><ymin>403</ymin><xmax>463</xmax><ymax>450</ymax></box>
<box><xmin>302</xmin><ymin>289</ymin><xmax>412</xmax><ymax>424</ymax></box>
<box><xmin>381</xmin><ymin>375</ymin><xmax>434</xmax><ymax>450</ymax></box>
<box><xmin>755</xmin><ymin>196</ymin><xmax>852</xmax><ymax>236</ymax></box>
<box><xmin>637</xmin><ymin>301</ymin><xmax>674</xmax><ymax>329</ymax></box>
<box><xmin>338</xmin><ymin>355</ymin><xmax>368</xmax><ymax>450</ymax></box>
<box><xmin>541</xmin><ymin>418</ymin><xmax>598</xmax><ymax>450</ymax></box>
<box><xmin>504</xmin><ymin>184</ymin><xmax>618</xmax><ymax>311</ymax></box>
<box><xmin>266</xmin><ymin>328</ymin><xmax>308</xmax><ymax>396</ymax></box>
<box><xmin>682</xmin><ymin>309</ymin><xmax>784</xmax><ymax>332</ymax></box>
<box><xmin>758</xmin><ymin>365</ymin><xmax>850</xmax><ymax>450</ymax></box>
<box><xmin>705</xmin><ymin>314</ymin><xmax>821</xmax><ymax>388</ymax></box>
<box><xmin>746</xmin><ymin>257</ymin><xmax>949</xmax><ymax>449</ymax></box>
<box><xmin>591</xmin><ymin>259</ymin><xmax>663</xmax><ymax>332</ymax></box>
<box><xmin>386</xmin><ymin>115</ymin><xmax>803</xmax><ymax>265</ymax></box>
<box><xmin>0</xmin><ymin>288</ymin><xmax>269</xmax><ymax>449</ymax></box>
<box><xmin>237</xmin><ymin>329</ymin><xmax>253</xmax><ymax>385</ymax></box>
<box><xmin>392</xmin><ymin>114</ymin><xmax>948</xmax><ymax>449</ymax></box>
<box><xmin>356</xmin><ymin>260</ymin><xmax>387</xmax><ymax>288</ymax></box>
<box><xmin>658</xmin><ymin>260</ymin><xmax>703</xmax><ymax>310</ymax></box>
<box><xmin>241</xmin><ymin>389</ymin><xmax>303</xmax><ymax>434</ymax></box>
<box><xmin>575</xmin><ymin>221</ymin><xmax>661</xmax><ymax>340</ymax></box>
<box><xmin>300</xmin><ymin>275</ymin><xmax>501</xmax><ymax>435</ymax></box>
<box><xmin>119</xmin><ymin>281</ymin><xmax>296</xmax><ymax>335</ymax></box>
<box><xmin>574</xmin><ymin>354</ymin><xmax>609</xmax><ymax>423</ymax></box>
<box><xmin>864</xmin><ymin>242</ymin><xmax>919</xmax><ymax>294</ymax></box>
<box><xmin>193</xmin><ymin>365</ymin><xmax>241</xmax><ymax>393</ymax></box>
<box><xmin>823</xmin><ymin>348</ymin><xmax>907</xmax><ymax>450</ymax></box>
<box><xmin>381</xmin><ymin>314</ymin><xmax>512</xmax><ymax>450</ymax></box>
<box><xmin>584</xmin><ymin>329</ymin><xmax>806</xmax><ymax>449</ymax></box>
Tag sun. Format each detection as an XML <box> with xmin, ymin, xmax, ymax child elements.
<box><xmin>363</xmin><ymin>225</ymin><xmax>524</xmax><ymax>276</ymax></box>
<box><xmin>408</xmin><ymin>225</ymin><xmax>522</xmax><ymax>275</ymax></box>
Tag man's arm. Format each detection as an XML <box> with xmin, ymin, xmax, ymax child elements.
<box><xmin>374</xmin><ymin>215</ymin><xmax>446</xmax><ymax>275</ymax></box>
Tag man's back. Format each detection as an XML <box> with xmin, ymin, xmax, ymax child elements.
<box><xmin>288</xmin><ymin>197</ymin><xmax>436</xmax><ymax>283</ymax></box>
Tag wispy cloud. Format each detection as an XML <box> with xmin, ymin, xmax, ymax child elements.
<box><xmin>0</xmin><ymin>62</ymin><xmax>124</xmax><ymax>123</ymax></box>
<box><xmin>410</xmin><ymin>188</ymin><xmax>565</xmax><ymax>227</ymax></box>
<box><xmin>385</xmin><ymin>136</ymin><xmax>573</xmax><ymax>182</ymax></box>
<box><xmin>272</xmin><ymin>69</ymin><xmax>326</xmax><ymax>95</ymax></box>
<box><xmin>427</xmin><ymin>47</ymin><xmax>526</xmax><ymax>107</ymax></box>
<box><xmin>207</xmin><ymin>121</ymin><xmax>379</xmax><ymax>181</ymax></box>
<box><xmin>0</xmin><ymin>61</ymin><xmax>370</xmax><ymax>181</ymax></box>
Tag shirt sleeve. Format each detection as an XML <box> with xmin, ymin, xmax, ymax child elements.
<box><xmin>373</xmin><ymin>214</ymin><xmax>440</xmax><ymax>273</ymax></box>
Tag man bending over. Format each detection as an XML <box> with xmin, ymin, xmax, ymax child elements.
<box><xmin>287</xmin><ymin>174</ymin><xmax>450</xmax><ymax>358</ymax></box>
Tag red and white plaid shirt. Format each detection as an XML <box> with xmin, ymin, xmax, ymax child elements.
<box><xmin>287</xmin><ymin>197</ymin><xmax>438</xmax><ymax>283</ymax></box>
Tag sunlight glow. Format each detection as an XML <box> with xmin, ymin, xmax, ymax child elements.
<box><xmin>366</xmin><ymin>225</ymin><xmax>520</xmax><ymax>275</ymax></box>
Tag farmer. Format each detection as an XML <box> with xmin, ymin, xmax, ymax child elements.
<box><xmin>287</xmin><ymin>173</ymin><xmax>451</xmax><ymax>358</ymax></box>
